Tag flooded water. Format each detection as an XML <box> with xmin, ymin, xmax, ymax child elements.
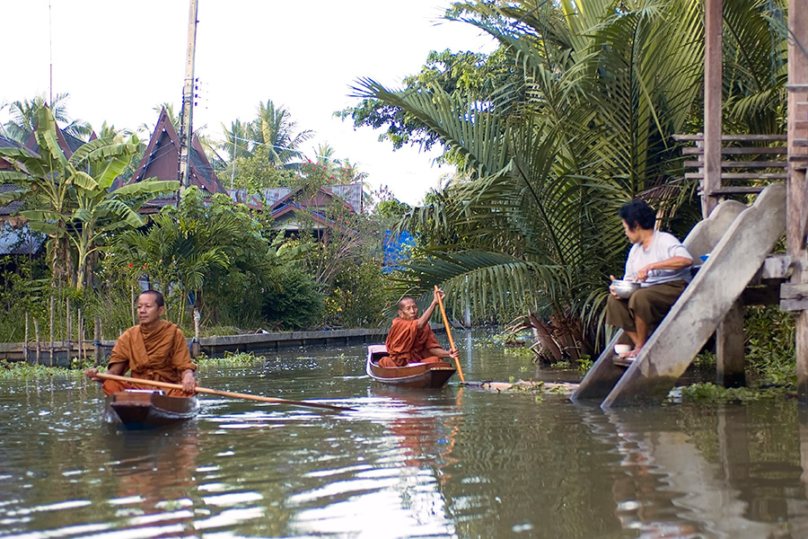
<box><xmin>2</xmin><ymin>330</ymin><xmax>808</xmax><ymax>538</ymax></box>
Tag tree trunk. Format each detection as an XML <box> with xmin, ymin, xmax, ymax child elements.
<box><xmin>551</xmin><ymin>316</ymin><xmax>580</xmax><ymax>361</ymax></box>
<box><xmin>528</xmin><ymin>313</ymin><xmax>564</xmax><ymax>362</ymax></box>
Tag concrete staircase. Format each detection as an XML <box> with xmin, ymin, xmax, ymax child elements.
<box><xmin>572</xmin><ymin>183</ymin><xmax>787</xmax><ymax>407</ymax></box>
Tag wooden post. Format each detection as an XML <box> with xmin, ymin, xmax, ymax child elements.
<box><xmin>716</xmin><ymin>299</ymin><xmax>746</xmax><ymax>387</ymax></box>
<box><xmin>131</xmin><ymin>285</ymin><xmax>136</xmax><ymax>327</ymax></box>
<box><xmin>49</xmin><ymin>295</ymin><xmax>54</xmax><ymax>367</ymax></box>
<box><xmin>24</xmin><ymin>312</ymin><xmax>29</xmax><ymax>364</ymax></box>
<box><xmin>702</xmin><ymin>0</ymin><xmax>723</xmax><ymax>218</ymax></box>
<box><xmin>34</xmin><ymin>318</ymin><xmax>40</xmax><ymax>365</ymax></box>
<box><xmin>66</xmin><ymin>297</ymin><xmax>71</xmax><ymax>363</ymax></box>
<box><xmin>788</xmin><ymin>0</ymin><xmax>808</xmax><ymax>402</ymax></box>
<box><xmin>192</xmin><ymin>308</ymin><xmax>201</xmax><ymax>358</ymax></box>
<box><xmin>78</xmin><ymin>308</ymin><xmax>85</xmax><ymax>362</ymax></box>
<box><xmin>94</xmin><ymin>317</ymin><xmax>101</xmax><ymax>366</ymax></box>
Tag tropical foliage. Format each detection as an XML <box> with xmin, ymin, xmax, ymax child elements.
<box><xmin>343</xmin><ymin>0</ymin><xmax>788</xmax><ymax>359</ymax></box>
<box><xmin>0</xmin><ymin>107</ymin><xmax>178</xmax><ymax>289</ymax></box>
<box><xmin>1</xmin><ymin>92</ymin><xmax>90</xmax><ymax>143</ymax></box>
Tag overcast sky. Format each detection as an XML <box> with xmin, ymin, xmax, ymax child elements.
<box><xmin>0</xmin><ymin>1</ymin><xmax>496</xmax><ymax>205</ymax></box>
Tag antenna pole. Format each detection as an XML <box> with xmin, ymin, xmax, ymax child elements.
<box><xmin>177</xmin><ymin>0</ymin><xmax>199</xmax><ymax>202</ymax></box>
<box><xmin>49</xmin><ymin>1</ymin><xmax>53</xmax><ymax>105</ymax></box>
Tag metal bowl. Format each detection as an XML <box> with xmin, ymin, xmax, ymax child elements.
<box><xmin>611</xmin><ymin>279</ymin><xmax>641</xmax><ymax>299</ymax></box>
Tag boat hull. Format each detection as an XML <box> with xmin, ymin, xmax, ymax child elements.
<box><xmin>104</xmin><ymin>390</ymin><xmax>199</xmax><ymax>429</ymax></box>
<box><xmin>366</xmin><ymin>344</ymin><xmax>456</xmax><ymax>389</ymax></box>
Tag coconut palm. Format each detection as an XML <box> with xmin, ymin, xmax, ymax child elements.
<box><xmin>248</xmin><ymin>99</ymin><xmax>314</xmax><ymax>169</ymax></box>
<box><xmin>353</xmin><ymin>0</ymin><xmax>707</xmax><ymax>357</ymax></box>
<box><xmin>2</xmin><ymin>92</ymin><xmax>91</xmax><ymax>143</ymax></box>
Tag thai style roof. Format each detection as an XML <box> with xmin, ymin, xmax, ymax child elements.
<box><xmin>229</xmin><ymin>183</ymin><xmax>363</xmax><ymax>212</ymax></box>
<box><xmin>24</xmin><ymin>125</ymin><xmax>87</xmax><ymax>158</ymax></box>
<box><xmin>116</xmin><ymin>108</ymin><xmax>226</xmax><ymax>196</ymax></box>
<box><xmin>229</xmin><ymin>183</ymin><xmax>363</xmax><ymax>233</ymax></box>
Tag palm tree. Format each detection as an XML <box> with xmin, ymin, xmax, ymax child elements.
<box><xmin>352</xmin><ymin>0</ymin><xmax>707</xmax><ymax>358</ymax></box>
<box><xmin>2</xmin><ymin>92</ymin><xmax>91</xmax><ymax>143</ymax></box>
<box><xmin>247</xmin><ymin>100</ymin><xmax>314</xmax><ymax>169</ymax></box>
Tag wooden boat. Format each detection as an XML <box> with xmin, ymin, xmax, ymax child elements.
<box><xmin>104</xmin><ymin>389</ymin><xmax>199</xmax><ymax>429</ymax></box>
<box><xmin>366</xmin><ymin>344</ymin><xmax>456</xmax><ymax>389</ymax></box>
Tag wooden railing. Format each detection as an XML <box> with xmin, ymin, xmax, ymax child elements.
<box><xmin>672</xmin><ymin>134</ymin><xmax>790</xmax><ymax>197</ymax></box>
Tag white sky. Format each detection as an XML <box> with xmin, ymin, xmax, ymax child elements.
<box><xmin>0</xmin><ymin>0</ymin><xmax>496</xmax><ymax>205</ymax></box>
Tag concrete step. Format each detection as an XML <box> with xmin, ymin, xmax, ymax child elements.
<box><xmin>602</xmin><ymin>184</ymin><xmax>787</xmax><ymax>407</ymax></box>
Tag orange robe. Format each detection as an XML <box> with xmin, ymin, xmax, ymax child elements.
<box><xmin>102</xmin><ymin>320</ymin><xmax>196</xmax><ymax>397</ymax></box>
<box><xmin>379</xmin><ymin>318</ymin><xmax>444</xmax><ymax>368</ymax></box>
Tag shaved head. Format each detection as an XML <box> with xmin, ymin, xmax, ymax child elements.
<box><xmin>398</xmin><ymin>297</ymin><xmax>416</xmax><ymax>310</ymax></box>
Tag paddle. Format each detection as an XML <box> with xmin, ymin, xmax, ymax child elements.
<box><xmin>96</xmin><ymin>373</ymin><xmax>353</xmax><ymax>412</ymax></box>
<box><xmin>434</xmin><ymin>285</ymin><xmax>466</xmax><ymax>382</ymax></box>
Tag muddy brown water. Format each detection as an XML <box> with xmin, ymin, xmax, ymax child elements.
<box><xmin>1</xmin><ymin>331</ymin><xmax>808</xmax><ymax>538</ymax></box>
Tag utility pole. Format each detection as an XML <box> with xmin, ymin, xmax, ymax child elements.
<box><xmin>177</xmin><ymin>0</ymin><xmax>199</xmax><ymax>202</ymax></box>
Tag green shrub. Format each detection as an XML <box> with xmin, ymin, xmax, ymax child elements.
<box><xmin>262</xmin><ymin>269</ymin><xmax>324</xmax><ymax>330</ymax></box>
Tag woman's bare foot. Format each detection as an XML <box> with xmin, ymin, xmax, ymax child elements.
<box><xmin>619</xmin><ymin>348</ymin><xmax>641</xmax><ymax>360</ymax></box>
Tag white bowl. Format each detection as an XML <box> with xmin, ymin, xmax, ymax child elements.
<box><xmin>614</xmin><ymin>344</ymin><xmax>632</xmax><ymax>355</ymax></box>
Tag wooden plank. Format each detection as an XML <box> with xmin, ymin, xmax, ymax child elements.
<box><xmin>684</xmin><ymin>160</ymin><xmax>787</xmax><ymax>168</ymax></box>
<box><xmin>602</xmin><ymin>183</ymin><xmax>786</xmax><ymax>407</ymax></box>
<box><xmin>781</xmin><ymin>283</ymin><xmax>808</xmax><ymax>312</ymax></box>
<box><xmin>682</xmin><ymin>147</ymin><xmax>788</xmax><ymax>155</ymax></box>
<box><xmin>716</xmin><ymin>300</ymin><xmax>746</xmax><ymax>388</ymax></box>
<box><xmin>760</xmin><ymin>254</ymin><xmax>792</xmax><ymax>279</ymax></box>
<box><xmin>685</xmin><ymin>172</ymin><xmax>788</xmax><ymax>180</ymax></box>
<box><xmin>673</xmin><ymin>134</ymin><xmax>787</xmax><ymax>141</ymax></box>
<box><xmin>710</xmin><ymin>186</ymin><xmax>766</xmax><ymax>195</ymax></box>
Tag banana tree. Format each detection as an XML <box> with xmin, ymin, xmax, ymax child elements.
<box><xmin>0</xmin><ymin>107</ymin><xmax>177</xmax><ymax>289</ymax></box>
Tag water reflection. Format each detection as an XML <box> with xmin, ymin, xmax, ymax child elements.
<box><xmin>7</xmin><ymin>340</ymin><xmax>808</xmax><ymax>538</ymax></box>
<box><xmin>585</xmin><ymin>404</ymin><xmax>808</xmax><ymax>539</ymax></box>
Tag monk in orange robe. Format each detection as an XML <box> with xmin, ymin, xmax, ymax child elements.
<box><xmin>378</xmin><ymin>288</ymin><xmax>459</xmax><ymax>368</ymax></box>
<box><xmin>84</xmin><ymin>290</ymin><xmax>197</xmax><ymax>397</ymax></box>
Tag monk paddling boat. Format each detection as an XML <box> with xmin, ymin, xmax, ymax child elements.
<box><xmin>104</xmin><ymin>389</ymin><xmax>199</xmax><ymax>429</ymax></box>
<box><xmin>366</xmin><ymin>344</ymin><xmax>456</xmax><ymax>389</ymax></box>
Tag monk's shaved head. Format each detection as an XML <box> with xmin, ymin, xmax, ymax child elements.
<box><xmin>398</xmin><ymin>297</ymin><xmax>416</xmax><ymax>310</ymax></box>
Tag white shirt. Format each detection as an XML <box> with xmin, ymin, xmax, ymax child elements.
<box><xmin>624</xmin><ymin>231</ymin><xmax>692</xmax><ymax>286</ymax></box>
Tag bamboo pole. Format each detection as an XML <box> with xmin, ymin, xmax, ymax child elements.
<box><xmin>192</xmin><ymin>308</ymin><xmax>201</xmax><ymax>358</ymax></box>
<box><xmin>94</xmin><ymin>317</ymin><xmax>101</xmax><ymax>366</ymax></box>
<box><xmin>66</xmin><ymin>297</ymin><xmax>71</xmax><ymax>362</ymax></box>
<box><xmin>49</xmin><ymin>295</ymin><xmax>54</xmax><ymax>367</ymax></box>
<box><xmin>78</xmin><ymin>308</ymin><xmax>86</xmax><ymax>362</ymax></box>
<box><xmin>34</xmin><ymin>318</ymin><xmax>40</xmax><ymax>365</ymax></box>
<box><xmin>24</xmin><ymin>312</ymin><xmax>29</xmax><ymax>364</ymax></box>
<box><xmin>95</xmin><ymin>373</ymin><xmax>353</xmax><ymax>412</ymax></box>
<box><xmin>434</xmin><ymin>285</ymin><xmax>465</xmax><ymax>382</ymax></box>
<box><xmin>131</xmin><ymin>286</ymin><xmax>136</xmax><ymax>327</ymax></box>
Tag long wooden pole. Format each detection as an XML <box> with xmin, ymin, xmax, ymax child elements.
<box><xmin>95</xmin><ymin>373</ymin><xmax>353</xmax><ymax>412</ymax></box>
<box><xmin>434</xmin><ymin>285</ymin><xmax>465</xmax><ymax>382</ymax></box>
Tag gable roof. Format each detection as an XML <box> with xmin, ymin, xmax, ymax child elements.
<box><xmin>0</xmin><ymin>135</ymin><xmax>23</xmax><ymax>172</ymax></box>
<box><xmin>229</xmin><ymin>183</ymin><xmax>363</xmax><ymax>212</ymax></box>
<box><xmin>24</xmin><ymin>125</ymin><xmax>88</xmax><ymax>158</ymax></box>
<box><xmin>119</xmin><ymin>108</ymin><xmax>226</xmax><ymax>195</ymax></box>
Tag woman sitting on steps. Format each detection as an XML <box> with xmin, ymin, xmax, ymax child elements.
<box><xmin>607</xmin><ymin>200</ymin><xmax>694</xmax><ymax>359</ymax></box>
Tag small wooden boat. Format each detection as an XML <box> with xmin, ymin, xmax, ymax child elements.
<box><xmin>104</xmin><ymin>389</ymin><xmax>199</xmax><ymax>429</ymax></box>
<box><xmin>366</xmin><ymin>344</ymin><xmax>456</xmax><ymax>389</ymax></box>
